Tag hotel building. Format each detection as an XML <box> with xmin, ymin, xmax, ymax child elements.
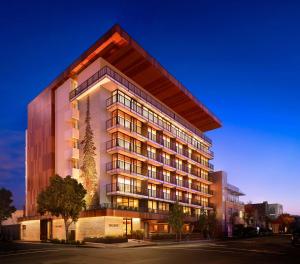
<box><xmin>21</xmin><ymin>25</ymin><xmax>221</xmax><ymax>241</ymax></box>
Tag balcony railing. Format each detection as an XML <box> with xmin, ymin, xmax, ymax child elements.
<box><xmin>70</xmin><ymin>66</ymin><xmax>212</xmax><ymax>145</ymax></box>
<box><xmin>85</xmin><ymin>203</ymin><xmax>170</xmax><ymax>216</ymax></box>
<box><xmin>106</xmin><ymin>160</ymin><xmax>144</xmax><ymax>176</ymax></box>
<box><xmin>148</xmin><ymin>170</ymin><xmax>164</xmax><ymax>181</ymax></box>
<box><xmin>106</xmin><ymin>116</ymin><xmax>143</xmax><ymax>135</ymax></box>
<box><xmin>106</xmin><ymin>117</ymin><xmax>214</xmax><ymax>170</ymax></box>
<box><xmin>106</xmin><ymin>183</ymin><xmax>146</xmax><ymax>196</ymax></box>
<box><xmin>106</xmin><ymin>89</ymin><xmax>213</xmax><ymax>148</ymax></box>
<box><xmin>106</xmin><ymin>138</ymin><xmax>143</xmax><ymax>156</ymax></box>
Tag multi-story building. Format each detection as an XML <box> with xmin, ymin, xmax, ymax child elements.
<box><xmin>21</xmin><ymin>24</ymin><xmax>221</xmax><ymax>241</ymax></box>
<box><xmin>245</xmin><ymin>201</ymin><xmax>283</xmax><ymax>228</ymax></box>
<box><xmin>211</xmin><ymin>171</ymin><xmax>245</xmax><ymax>237</ymax></box>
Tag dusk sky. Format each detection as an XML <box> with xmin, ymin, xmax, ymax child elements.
<box><xmin>0</xmin><ymin>0</ymin><xmax>299</xmax><ymax>215</ymax></box>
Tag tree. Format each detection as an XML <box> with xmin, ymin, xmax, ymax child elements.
<box><xmin>197</xmin><ymin>207</ymin><xmax>207</xmax><ymax>237</ymax></box>
<box><xmin>277</xmin><ymin>214</ymin><xmax>295</xmax><ymax>233</ymax></box>
<box><xmin>37</xmin><ymin>175</ymin><xmax>86</xmax><ymax>241</ymax></box>
<box><xmin>207</xmin><ymin>210</ymin><xmax>218</xmax><ymax>239</ymax></box>
<box><xmin>80</xmin><ymin>96</ymin><xmax>99</xmax><ymax>207</ymax></box>
<box><xmin>0</xmin><ymin>188</ymin><xmax>16</xmax><ymax>236</ymax></box>
<box><xmin>168</xmin><ymin>202</ymin><xmax>184</xmax><ymax>241</ymax></box>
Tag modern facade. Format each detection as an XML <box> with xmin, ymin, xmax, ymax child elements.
<box><xmin>211</xmin><ymin>171</ymin><xmax>245</xmax><ymax>237</ymax></box>
<box><xmin>21</xmin><ymin>25</ymin><xmax>222</xmax><ymax>241</ymax></box>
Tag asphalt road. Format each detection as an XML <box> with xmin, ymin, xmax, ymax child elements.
<box><xmin>0</xmin><ymin>235</ymin><xmax>299</xmax><ymax>264</ymax></box>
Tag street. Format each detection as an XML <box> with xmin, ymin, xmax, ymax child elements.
<box><xmin>0</xmin><ymin>235</ymin><xmax>299</xmax><ymax>264</ymax></box>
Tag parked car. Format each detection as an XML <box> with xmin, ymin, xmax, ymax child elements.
<box><xmin>243</xmin><ymin>226</ymin><xmax>258</xmax><ymax>238</ymax></box>
<box><xmin>259</xmin><ymin>227</ymin><xmax>273</xmax><ymax>236</ymax></box>
<box><xmin>291</xmin><ymin>228</ymin><xmax>300</xmax><ymax>246</ymax></box>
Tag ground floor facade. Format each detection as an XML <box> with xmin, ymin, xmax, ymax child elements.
<box><xmin>20</xmin><ymin>208</ymin><xmax>194</xmax><ymax>241</ymax></box>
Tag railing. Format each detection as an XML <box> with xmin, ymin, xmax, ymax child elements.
<box><xmin>147</xmin><ymin>170</ymin><xmax>164</xmax><ymax>181</ymax></box>
<box><xmin>85</xmin><ymin>203</ymin><xmax>170</xmax><ymax>215</ymax></box>
<box><xmin>106</xmin><ymin>160</ymin><xmax>144</xmax><ymax>176</ymax></box>
<box><xmin>106</xmin><ymin>183</ymin><xmax>146</xmax><ymax>196</ymax></box>
<box><xmin>106</xmin><ymin>138</ymin><xmax>143</xmax><ymax>156</ymax></box>
<box><xmin>190</xmin><ymin>184</ymin><xmax>213</xmax><ymax>195</ymax></box>
<box><xmin>69</xmin><ymin>65</ymin><xmax>213</xmax><ymax>145</ymax></box>
<box><xmin>106</xmin><ymin>91</ymin><xmax>214</xmax><ymax>153</ymax></box>
<box><xmin>106</xmin><ymin>116</ymin><xmax>143</xmax><ymax>135</ymax></box>
<box><xmin>106</xmin><ymin>116</ymin><xmax>214</xmax><ymax>170</ymax></box>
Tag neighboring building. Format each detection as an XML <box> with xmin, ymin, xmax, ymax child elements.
<box><xmin>2</xmin><ymin>209</ymin><xmax>24</xmax><ymax>225</ymax></box>
<box><xmin>211</xmin><ymin>171</ymin><xmax>245</xmax><ymax>237</ymax></box>
<box><xmin>21</xmin><ymin>24</ymin><xmax>222</xmax><ymax>241</ymax></box>
<box><xmin>1</xmin><ymin>210</ymin><xmax>24</xmax><ymax>240</ymax></box>
<box><xmin>245</xmin><ymin>201</ymin><xmax>283</xmax><ymax>228</ymax></box>
<box><xmin>268</xmin><ymin>203</ymin><xmax>283</xmax><ymax>220</ymax></box>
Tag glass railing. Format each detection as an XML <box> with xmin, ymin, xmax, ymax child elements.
<box><xmin>106</xmin><ymin>90</ymin><xmax>213</xmax><ymax>150</ymax></box>
<box><xmin>106</xmin><ymin>183</ymin><xmax>146</xmax><ymax>196</ymax></box>
<box><xmin>106</xmin><ymin>138</ymin><xmax>143</xmax><ymax>156</ymax></box>
<box><xmin>106</xmin><ymin>116</ymin><xmax>143</xmax><ymax>135</ymax></box>
<box><xmin>106</xmin><ymin>160</ymin><xmax>143</xmax><ymax>176</ymax></box>
<box><xmin>106</xmin><ymin>117</ymin><xmax>214</xmax><ymax>169</ymax></box>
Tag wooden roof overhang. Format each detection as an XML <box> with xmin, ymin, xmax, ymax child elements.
<box><xmin>42</xmin><ymin>24</ymin><xmax>221</xmax><ymax>132</ymax></box>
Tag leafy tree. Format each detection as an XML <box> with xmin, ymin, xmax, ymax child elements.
<box><xmin>0</xmin><ymin>188</ymin><xmax>16</xmax><ymax>235</ymax></box>
<box><xmin>207</xmin><ymin>210</ymin><xmax>218</xmax><ymax>239</ymax></box>
<box><xmin>37</xmin><ymin>175</ymin><xmax>86</xmax><ymax>241</ymax></box>
<box><xmin>168</xmin><ymin>202</ymin><xmax>184</xmax><ymax>241</ymax></box>
<box><xmin>277</xmin><ymin>214</ymin><xmax>295</xmax><ymax>233</ymax></box>
<box><xmin>197</xmin><ymin>207</ymin><xmax>207</xmax><ymax>237</ymax></box>
<box><xmin>80</xmin><ymin>96</ymin><xmax>99</xmax><ymax>207</ymax></box>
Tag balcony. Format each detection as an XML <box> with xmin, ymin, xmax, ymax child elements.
<box><xmin>106</xmin><ymin>120</ymin><xmax>213</xmax><ymax>171</ymax></box>
<box><xmin>148</xmin><ymin>171</ymin><xmax>164</xmax><ymax>181</ymax></box>
<box><xmin>190</xmin><ymin>184</ymin><xmax>213</xmax><ymax>196</ymax></box>
<box><xmin>106</xmin><ymin>117</ymin><xmax>147</xmax><ymax>143</ymax></box>
<box><xmin>105</xmin><ymin>89</ymin><xmax>212</xmax><ymax>147</ymax></box>
<box><xmin>106</xmin><ymin>138</ymin><xmax>146</xmax><ymax>161</ymax></box>
<box><xmin>106</xmin><ymin>160</ymin><xmax>146</xmax><ymax>180</ymax></box>
<box><xmin>106</xmin><ymin>183</ymin><xmax>147</xmax><ymax>197</ymax></box>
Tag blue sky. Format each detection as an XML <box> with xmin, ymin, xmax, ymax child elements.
<box><xmin>0</xmin><ymin>0</ymin><xmax>299</xmax><ymax>214</ymax></box>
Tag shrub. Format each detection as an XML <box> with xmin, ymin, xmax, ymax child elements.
<box><xmin>84</xmin><ymin>235</ymin><xmax>128</xmax><ymax>244</ymax></box>
<box><xmin>131</xmin><ymin>229</ymin><xmax>144</xmax><ymax>240</ymax></box>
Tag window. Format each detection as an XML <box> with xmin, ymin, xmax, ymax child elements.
<box><xmin>147</xmin><ymin>127</ymin><xmax>157</xmax><ymax>142</ymax></box>
<box><xmin>176</xmin><ymin>175</ymin><xmax>183</xmax><ymax>186</ymax></box>
<box><xmin>148</xmin><ymin>200</ymin><xmax>157</xmax><ymax>212</ymax></box>
<box><xmin>175</xmin><ymin>159</ymin><xmax>182</xmax><ymax>170</ymax></box>
<box><xmin>113</xmin><ymin>196</ymin><xmax>139</xmax><ymax>208</ymax></box>
<box><xmin>163</xmin><ymin>135</ymin><xmax>170</xmax><ymax>148</ymax></box>
<box><xmin>162</xmin><ymin>153</ymin><xmax>170</xmax><ymax>165</ymax></box>
<box><xmin>159</xmin><ymin>202</ymin><xmax>169</xmax><ymax>211</ymax></box>
<box><xmin>148</xmin><ymin>165</ymin><xmax>157</xmax><ymax>179</ymax></box>
<box><xmin>176</xmin><ymin>142</ymin><xmax>183</xmax><ymax>155</ymax></box>
<box><xmin>147</xmin><ymin>146</ymin><xmax>156</xmax><ymax>160</ymax></box>
<box><xmin>163</xmin><ymin>170</ymin><xmax>170</xmax><ymax>182</ymax></box>
<box><xmin>200</xmin><ymin>170</ymin><xmax>208</xmax><ymax>180</ymax></box>
<box><xmin>163</xmin><ymin>187</ymin><xmax>170</xmax><ymax>200</ymax></box>
<box><xmin>148</xmin><ymin>184</ymin><xmax>157</xmax><ymax>197</ymax></box>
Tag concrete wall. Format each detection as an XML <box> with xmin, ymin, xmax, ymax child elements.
<box><xmin>55</xmin><ymin>78</ymin><xmax>74</xmax><ymax>177</ymax></box>
<box><xmin>76</xmin><ymin>216</ymin><xmax>123</xmax><ymax>240</ymax></box>
<box><xmin>78</xmin><ymin>79</ymin><xmax>111</xmax><ymax>205</ymax></box>
<box><xmin>20</xmin><ymin>220</ymin><xmax>40</xmax><ymax>241</ymax></box>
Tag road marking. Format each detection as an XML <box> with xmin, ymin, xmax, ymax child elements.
<box><xmin>151</xmin><ymin>246</ymin><xmax>284</xmax><ymax>255</ymax></box>
<box><xmin>0</xmin><ymin>248</ymin><xmax>71</xmax><ymax>257</ymax></box>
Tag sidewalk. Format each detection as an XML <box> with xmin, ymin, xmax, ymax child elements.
<box><xmin>83</xmin><ymin>238</ymin><xmax>216</xmax><ymax>249</ymax></box>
